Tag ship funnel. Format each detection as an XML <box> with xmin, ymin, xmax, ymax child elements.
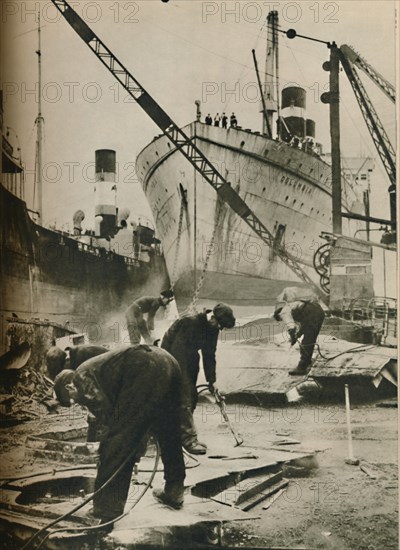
<box><xmin>94</xmin><ymin>149</ymin><xmax>117</xmax><ymax>239</ymax></box>
<box><xmin>283</xmin><ymin>116</ymin><xmax>306</xmax><ymax>138</ymax></box>
<box><xmin>306</xmin><ymin>118</ymin><xmax>316</xmax><ymax>138</ymax></box>
<box><xmin>280</xmin><ymin>86</ymin><xmax>317</xmax><ymax>143</ymax></box>
<box><xmin>281</xmin><ymin>86</ymin><xmax>306</xmax><ymax>109</ymax></box>
<box><xmin>73</xmin><ymin>209</ymin><xmax>85</xmax><ymax>235</ymax></box>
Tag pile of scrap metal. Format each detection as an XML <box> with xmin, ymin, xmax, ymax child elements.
<box><xmin>310</xmin><ymin>340</ymin><xmax>398</xmax><ymax>398</ymax></box>
<box><xmin>0</xmin><ymin>342</ymin><xmax>57</xmax><ymax>424</ymax></box>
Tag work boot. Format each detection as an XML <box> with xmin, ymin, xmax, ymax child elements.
<box><xmin>152</xmin><ymin>488</ymin><xmax>184</xmax><ymax>509</ymax></box>
<box><xmin>289</xmin><ymin>365</ymin><xmax>310</xmax><ymax>376</ymax></box>
<box><xmin>81</xmin><ymin>509</ymin><xmax>114</xmax><ymax>533</ymax></box>
<box><xmin>184</xmin><ymin>441</ymin><xmax>207</xmax><ymax>455</ymax></box>
<box><xmin>95</xmin><ymin>519</ymin><xmax>114</xmax><ymax>534</ymax></box>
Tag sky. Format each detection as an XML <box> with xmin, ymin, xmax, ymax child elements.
<box><xmin>1</xmin><ymin>0</ymin><xmax>397</xmax><ymax>232</ymax></box>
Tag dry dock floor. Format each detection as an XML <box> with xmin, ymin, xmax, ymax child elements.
<box><xmin>0</xmin><ymin>395</ymin><xmax>397</xmax><ymax>549</ymax></box>
<box><xmin>0</xmin><ymin>332</ymin><xmax>397</xmax><ymax>549</ymax></box>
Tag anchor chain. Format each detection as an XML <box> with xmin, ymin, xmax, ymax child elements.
<box><xmin>170</xmin><ymin>198</ymin><xmax>186</xmax><ymax>290</ymax></box>
<box><xmin>185</xmin><ymin>200</ymin><xmax>223</xmax><ymax>315</ymax></box>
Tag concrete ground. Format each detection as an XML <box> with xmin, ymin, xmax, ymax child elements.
<box><xmin>0</xmin><ymin>394</ymin><xmax>397</xmax><ymax>549</ymax></box>
<box><xmin>193</xmin><ymin>399</ymin><xmax>398</xmax><ymax>550</ymax></box>
<box><xmin>0</xmin><ymin>321</ymin><xmax>397</xmax><ymax>549</ymax></box>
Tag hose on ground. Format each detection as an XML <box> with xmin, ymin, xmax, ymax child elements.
<box><xmin>21</xmin><ymin>438</ymin><xmax>160</xmax><ymax>550</ymax></box>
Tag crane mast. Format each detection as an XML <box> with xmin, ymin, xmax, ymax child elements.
<box><xmin>50</xmin><ymin>0</ymin><xmax>327</xmax><ymax>300</ymax></box>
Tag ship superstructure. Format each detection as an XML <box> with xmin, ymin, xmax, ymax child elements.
<box><xmin>1</xmin><ymin>92</ymin><xmax>168</xmax><ymax>352</ymax></box>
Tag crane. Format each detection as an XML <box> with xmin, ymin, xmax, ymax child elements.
<box><xmin>340</xmin><ymin>45</ymin><xmax>395</xmax><ymax>104</ymax></box>
<box><xmin>50</xmin><ymin>0</ymin><xmax>327</xmax><ymax>300</ymax></box>
<box><xmin>338</xmin><ymin>46</ymin><xmax>396</xmax><ymax>190</ymax></box>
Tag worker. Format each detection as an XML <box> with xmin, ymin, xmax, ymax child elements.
<box><xmin>221</xmin><ymin>112</ymin><xmax>228</xmax><ymax>129</ymax></box>
<box><xmin>53</xmin><ymin>345</ymin><xmax>186</xmax><ymax>522</ymax></box>
<box><xmin>205</xmin><ymin>113</ymin><xmax>212</xmax><ymax>125</ymax></box>
<box><xmin>47</xmin><ymin>344</ymin><xmax>108</xmax><ymax>441</ymax></box>
<box><xmin>46</xmin><ymin>344</ymin><xmax>108</xmax><ymax>380</ymax></box>
<box><xmin>214</xmin><ymin>113</ymin><xmax>221</xmax><ymax>126</ymax></box>
<box><xmin>273</xmin><ymin>287</ymin><xmax>325</xmax><ymax>376</ymax></box>
<box><xmin>125</xmin><ymin>290</ymin><xmax>174</xmax><ymax>345</ymax></box>
<box><xmin>161</xmin><ymin>303</ymin><xmax>236</xmax><ymax>455</ymax></box>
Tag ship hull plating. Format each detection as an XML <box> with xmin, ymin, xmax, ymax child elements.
<box><xmin>137</xmin><ymin>122</ymin><xmax>362</xmax><ymax>306</ymax></box>
<box><xmin>1</xmin><ymin>185</ymin><xmax>169</xmax><ymax>350</ymax></box>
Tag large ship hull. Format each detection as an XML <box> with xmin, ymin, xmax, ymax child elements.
<box><xmin>137</xmin><ymin>122</ymin><xmax>362</xmax><ymax>307</ymax></box>
<box><xmin>0</xmin><ymin>184</ymin><xmax>169</xmax><ymax>351</ymax></box>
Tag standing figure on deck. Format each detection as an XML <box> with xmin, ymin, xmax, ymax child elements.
<box><xmin>273</xmin><ymin>287</ymin><xmax>325</xmax><ymax>376</ymax></box>
<box><xmin>53</xmin><ymin>345</ymin><xmax>186</xmax><ymax>523</ymax></box>
<box><xmin>161</xmin><ymin>303</ymin><xmax>235</xmax><ymax>455</ymax></box>
<box><xmin>125</xmin><ymin>290</ymin><xmax>174</xmax><ymax>345</ymax></box>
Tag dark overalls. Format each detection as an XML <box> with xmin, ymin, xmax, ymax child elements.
<box><xmin>67</xmin><ymin>344</ymin><xmax>108</xmax><ymax>370</ymax></box>
<box><xmin>161</xmin><ymin>312</ymin><xmax>219</xmax><ymax>448</ymax></box>
<box><xmin>291</xmin><ymin>301</ymin><xmax>325</xmax><ymax>370</ymax></box>
<box><xmin>72</xmin><ymin>345</ymin><xmax>185</xmax><ymax>521</ymax></box>
<box><xmin>125</xmin><ymin>296</ymin><xmax>164</xmax><ymax>345</ymax></box>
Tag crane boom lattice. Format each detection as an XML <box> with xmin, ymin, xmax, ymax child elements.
<box><xmin>340</xmin><ymin>45</ymin><xmax>395</xmax><ymax>104</ymax></box>
<box><xmin>50</xmin><ymin>0</ymin><xmax>326</xmax><ymax>300</ymax></box>
<box><xmin>338</xmin><ymin>48</ymin><xmax>396</xmax><ymax>187</ymax></box>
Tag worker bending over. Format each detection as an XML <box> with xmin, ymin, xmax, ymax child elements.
<box><xmin>274</xmin><ymin>287</ymin><xmax>325</xmax><ymax>376</ymax></box>
<box><xmin>162</xmin><ymin>303</ymin><xmax>235</xmax><ymax>455</ymax></box>
<box><xmin>125</xmin><ymin>290</ymin><xmax>174</xmax><ymax>345</ymax></box>
<box><xmin>54</xmin><ymin>345</ymin><xmax>186</xmax><ymax>522</ymax></box>
<box><xmin>46</xmin><ymin>344</ymin><xmax>107</xmax><ymax>380</ymax></box>
<box><xmin>48</xmin><ymin>344</ymin><xmax>109</xmax><ymax>441</ymax></box>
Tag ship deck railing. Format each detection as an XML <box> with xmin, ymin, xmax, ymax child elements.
<box><xmin>331</xmin><ymin>296</ymin><xmax>397</xmax><ymax>341</ymax></box>
<box><xmin>54</xmin><ymin>233</ymin><xmax>143</xmax><ymax>267</ymax></box>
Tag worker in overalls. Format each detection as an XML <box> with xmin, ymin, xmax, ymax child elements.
<box><xmin>125</xmin><ymin>290</ymin><xmax>174</xmax><ymax>345</ymax></box>
<box><xmin>54</xmin><ymin>345</ymin><xmax>186</xmax><ymax>522</ymax></box>
<box><xmin>49</xmin><ymin>344</ymin><xmax>108</xmax><ymax>441</ymax></box>
<box><xmin>273</xmin><ymin>287</ymin><xmax>325</xmax><ymax>375</ymax></box>
<box><xmin>161</xmin><ymin>303</ymin><xmax>236</xmax><ymax>455</ymax></box>
<box><xmin>46</xmin><ymin>344</ymin><xmax>108</xmax><ymax>380</ymax></box>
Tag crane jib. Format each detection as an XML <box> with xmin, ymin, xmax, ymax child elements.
<box><xmin>217</xmin><ymin>184</ymin><xmax>251</xmax><ymax>218</ymax></box>
<box><xmin>63</xmin><ymin>6</ymin><xmax>95</xmax><ymax>44</ymax></box>
<box><xmin>50</xmin><ymin>0</ymin><xmax>328</xmax><ymax>301</ymax></box>
<box><xmin>136</xmin><ymin>93</ymin><xmax>173</xmax><ymax>132</ymax></box>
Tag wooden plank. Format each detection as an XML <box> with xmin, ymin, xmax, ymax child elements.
<box><xmin>211</xmin><ymin>471</ymin><xmax>283</xmax><ymax>507</ymax></box>
<box><xmin>236</xmin><ymin>471</ymin><xmax>283</xmax><ymax>504</ymax></box>
<box><xmin>241</xmin><ymin>479</ymin><xmax>289</xmax><ymax>511</ymax></box>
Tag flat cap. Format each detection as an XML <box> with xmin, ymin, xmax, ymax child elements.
<box><xmin>54</xmin><ymin>369</ymin><xmax>75</xmax><ymax>407</ymax></box>
<box><xmin>213</xmin><ymin>303</ymin><xmax>236</xmax><ymax>329</ymax></box>
<box><xmin>46</xmin><ymin>346</ymin><xmax>67</xmax><ymax>380</ymax></box>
